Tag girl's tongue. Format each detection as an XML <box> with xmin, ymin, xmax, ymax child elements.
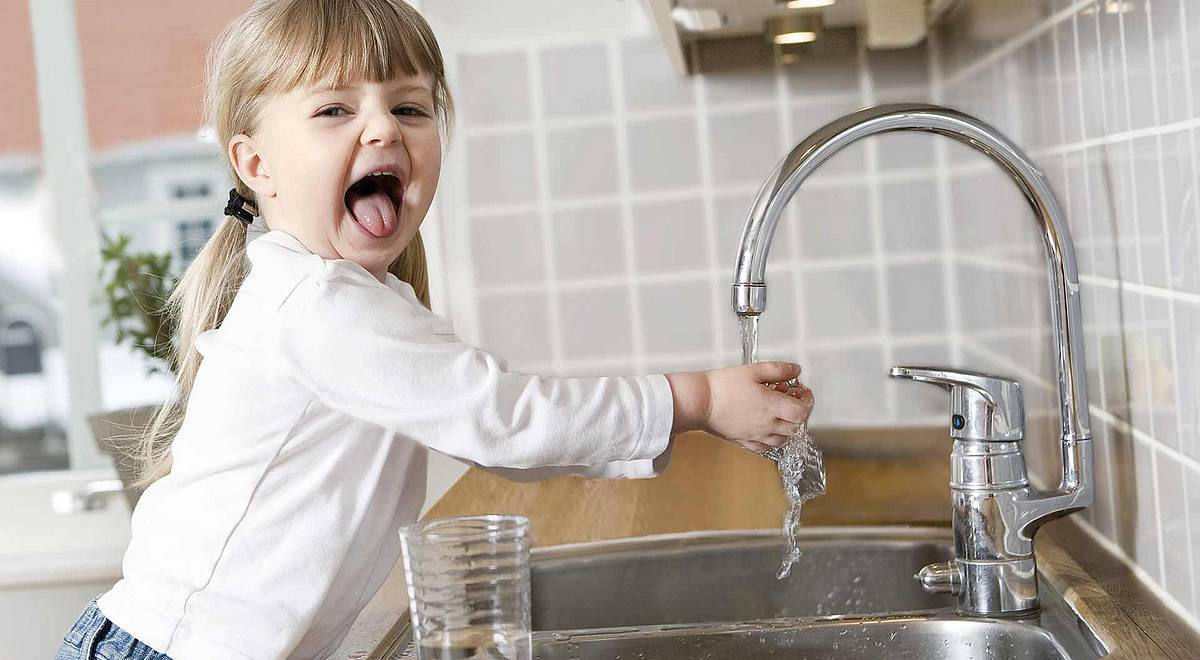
<box><xmin>346</xmin><ymin>186</ymin><xmax>398</xmax><ymax>238</ymax></box>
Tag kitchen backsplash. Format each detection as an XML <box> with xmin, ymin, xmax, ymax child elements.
<box><xmin>445</xmin><ymin>34</ymin><xmax>949</xmax><ymax>427</ymax></box>
<box><xmin>935</xmin><ymin>0</ymin><xmax>1200</xmax><ymax>626</ymax></box>
<box><xmin>440</xmin><ymin>0</ymin><xmax>1198</xmax><ymax>626</ymax></box>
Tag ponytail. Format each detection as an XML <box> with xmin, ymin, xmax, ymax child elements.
<box><xmin>389</xmin><ymin>229</ymin><xmax>430</xmax><ymax>310</ymax></box>
<box><xmin>124</xmin><ymin>202</ymin><xmax>251</xmax><ymax>490</ymax></box>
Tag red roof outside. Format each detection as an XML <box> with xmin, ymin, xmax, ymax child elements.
<box><xmin>1</xmin><ymin>0</ymin><xmax>252</xmax><ymax>157</ymax></box>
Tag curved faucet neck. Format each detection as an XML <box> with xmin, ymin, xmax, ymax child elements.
<box><xmin>731</xmin><ymin>103</ymin><xmax>1091</xmax><ymax>447</ymax></box>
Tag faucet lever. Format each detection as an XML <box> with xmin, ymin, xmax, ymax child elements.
<box><xmin>889</xmin><ymin>366</ymin><xmax>1024</xmax><ymax>442</ymax></box>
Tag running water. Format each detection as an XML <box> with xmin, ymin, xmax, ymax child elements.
<box><xmin>740</xmin><ymin>315</ymin><xmax>760</xmax><ymax>364</ymax></box>
<box><xmin>738</xmin><ymin>313</ymin><xmax>827</xmax><ymax>579</ymax></box>
<box><xmin>772</xmin><ymin>426</ymin><xmax>826</xmax><ymax>578</ymax></box>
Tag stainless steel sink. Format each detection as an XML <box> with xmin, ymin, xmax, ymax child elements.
<box><xmin>531</xmin><ymin>615</ymin><xmax>1085</xmax><ymax>659</ymax></box>
<box><xmin>530</xmin><ymin>527</ymin><xmax>953</xmax><ymax>629</ymax></box>
<box><xmin>389</xmin><ymin>528</ymin><xmax>1107</xmax><ymax>659</ymax></box>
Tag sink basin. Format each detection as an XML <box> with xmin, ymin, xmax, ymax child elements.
<box><xmin>530</xmin><ymin>527</ymin><xmax>954</xmax><ymax>629</ymax></box>
<box><xmin>531</xmin><ymin>616</ymin><xmax>1083</xmax><ymax>659</ymax></box>
<box><xmin>389</xmin><ymin>527</ymin><xmax>1105</xmax><ymax>659</ymax></box>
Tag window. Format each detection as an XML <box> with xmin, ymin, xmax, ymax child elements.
<box><xmin>2</xmin><ymin>320</ymin><xmax>42</xmax><ymax>376</ymax></box>
<box><xmin>170</xmin><ymin>180</ymin><xmax>212</xmax><ymax>199</ymax></box>
<box><xmin>147</xmin><ymin>166</ymin><xmax>224</xmax><ymax>268</ymax></box>
<box><xmin>177</xmin><ymin>218</ymin><xmax>215</xmax><ymax>264</ymax></box>
<box><xmin>0</xmin><ymin>317</ymin><xmax>63</xmax><ymax>474</ymax></box>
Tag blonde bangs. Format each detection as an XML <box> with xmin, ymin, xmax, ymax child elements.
<box><xmin>247</xmin><ymin>0</ymin><xmax>453</xmax><ymax>131</ymax></box>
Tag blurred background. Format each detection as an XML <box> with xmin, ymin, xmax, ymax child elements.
<box><xmin>2</xmin><ymin>0</ymin><xmax>1199</xmax><ymax>655</ymax></box>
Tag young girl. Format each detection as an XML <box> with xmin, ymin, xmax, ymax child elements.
<box><xmin>56</xmin><ymin>0</ymin><xmax>814</xmax><ymax>658</ymax></box>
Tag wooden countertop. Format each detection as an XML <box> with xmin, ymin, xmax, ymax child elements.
<box><xmin>332</xmin><ymin>427</ymin><xmax>1200</xmax><ymax>659</ymax></box>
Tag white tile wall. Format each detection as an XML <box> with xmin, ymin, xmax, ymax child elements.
<box><xmin>449</xmin><ymin>34</ymin><xmax>950</xmax><ymax>427</ymax></box>
<box><xmin>443</xmin><ymin>0</ymin><xmax>1200</xmax><ymax>626</ymax></box>
<box><xmin>935</xmin><ymin>0</ymin><xmax>1200</xmax><ymax>626</ymax></box>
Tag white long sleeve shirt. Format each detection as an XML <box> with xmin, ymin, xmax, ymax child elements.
<box><xmin>96</xmin><ymin>228</ymin><xmax>676</xmax><ymax>659</ymax></box>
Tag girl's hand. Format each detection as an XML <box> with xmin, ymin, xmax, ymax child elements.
<box><xmin>665</xmin><ymin>362</ymin><xmax>815</xmax><ymax>453</ymax></box>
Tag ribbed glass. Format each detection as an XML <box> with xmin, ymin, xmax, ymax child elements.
<box><xmin>399</xmin><ymin>515</ymin><xmax>532</xmax><ymax>660</ymax></box>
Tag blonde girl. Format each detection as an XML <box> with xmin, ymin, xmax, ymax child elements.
<box><xmin>55</xmin><ymin>1</ymin><xmax>813</xmax><ymax>658</ymax></box>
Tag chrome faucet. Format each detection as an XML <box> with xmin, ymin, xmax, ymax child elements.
<box><xmin>731</xmin><ymin>103</ymin><xmax>1093</xmax><ymax>615</ymax></box>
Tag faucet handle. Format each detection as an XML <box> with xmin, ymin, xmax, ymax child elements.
<box><xmin>889</xmin><ymin>366</ymin><xmax>1024</xmax><ymax>442</ymax></box>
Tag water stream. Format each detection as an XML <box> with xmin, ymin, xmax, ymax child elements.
<box><xmin>739</xmin><ymin>314</ymin><xmax>827</xmax><ymax>579</ymax></box>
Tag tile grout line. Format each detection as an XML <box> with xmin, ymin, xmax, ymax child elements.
<box><xmin>439</xmin><ymin>50</ymin><xmax>485</xmax><ymax>347</ymax></box>
<box><xmin>467</xmin><ymin>167</ymin><xmax>937</xmax><ymax>217</ymax></box>
<box><xmin>943</xmin><ymin>0</ymin><xmax>1101</xmax><ymax>88</ymax></box>
<box><xmin>525</xmin><ymin>47</ymin><xmax>566</xmax><ymax>374</ymax></box>
<box><xmin>1051</xmin><ymin>9</ymin><xmax>1070</xmax><ymax>157</ymax></box>
<box><xmin>1109</xmin><ymin>6</ymin><xmax>1162</xmax><ymax>586</ymax></box>
<box><xmin>472</xmin><ymin>250</ymin><xmax>996</xmax><ymax>296</ymax></box>
<box><xmin>1170</xmin><ymin>0</ymin><xmax>1199</xmax><ymax>617</ymax></box>
<box><xmin>1079</xmin><ymin>5</ymin><xmax>1125</xmax><ymax>545</ymax></box>
<box><xmin>519</xmin><ymin>326</ymin><xmax>1066</xmax><ymax>376</ymax></box>
<box><xmin>857</xmin><ymin>40</ymin><xmax>897</xmax><ymax>422</ymax></box>
<box><xmin>459</xmin><ymin>91</ymin><xmax>919</xmax><ymax>139</ymax></box>
<box><xmin>928</xmin><ymin>29</ymin><xmax>966</xmax><ymax>370</ymax></box>
<box><xmin>692</xmin><ymin>56</ymin><xmax>726</xmax><ymax>369</ymax></box>
<box><xmin>1111</xmin><ymin>0</ymin><xmax>1158</xmax><ymax>458</ymax></box>
<box><xmin>607</xmin><ymin>39</ymin><xmax>647</xmax><ymax>375</ymax></box>
<box><xmin>1131</xmin><ymin>0</ymin><xmax>1170</xmax><ymax>593</ymax></box>
<box><xmin>954</xmin><ymin>252</ymin><xmax>1200</xmax><ymax>305</ymax></box>
<box><xmin>777</xmin><ymin>56</ymin><xmax>810</xmax><ymax>373</ymax></box>
<box><xmin>1028</xmin><ymin>116</ymin><xmax>1200</xmax><ymax>158</ymax></box>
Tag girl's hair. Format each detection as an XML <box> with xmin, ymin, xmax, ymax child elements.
<box><xmin>124</xmin><ymin>0</ymin><xmax>454</xmax><ymax>491</ymax></box>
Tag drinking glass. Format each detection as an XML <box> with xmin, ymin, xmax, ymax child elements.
<box><xmin>398</xmin><ymin>514</ymin><xmax>532</xmax><ymax>660</ymax></box>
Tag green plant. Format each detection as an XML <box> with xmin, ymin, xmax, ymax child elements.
<box><xmin>98</xmin><ymin>231</ymin><xmax>179</xmax><ymax>377</ymax></box>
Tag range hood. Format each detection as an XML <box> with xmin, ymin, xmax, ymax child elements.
<box><xmin>642</xmin><ymin>0</ymin><xmax>954</xmax><ymax>75</ymax></box>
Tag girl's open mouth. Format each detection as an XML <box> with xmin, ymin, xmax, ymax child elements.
<box><xmin>344</xmin><ymin>172</ymin><xmax>405</xmax><ymax>238</ymax></box>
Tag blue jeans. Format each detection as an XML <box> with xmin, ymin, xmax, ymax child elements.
<box><xmin>55</xmin><ymin>594</ymin><xmax>172</xmax><ymax>660</ymax></box>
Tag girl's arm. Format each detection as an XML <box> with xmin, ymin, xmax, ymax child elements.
<box><xmin>457</xmin><ymin>371</ymin><xmax>707</xmax><ymax>481</ymax></box>
<box><xmin>274</xmin><ymin>272</ymin><xmax>674</xmax><ymax>471</ymax></box>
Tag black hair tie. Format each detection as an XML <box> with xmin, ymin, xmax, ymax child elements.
<box><xmin>224</xmin><ymin>188</ymin><xmax>257</xmax><ymax>226</ymax></box>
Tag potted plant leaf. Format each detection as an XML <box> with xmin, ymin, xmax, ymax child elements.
<box><xmin>88</xmin><ymin>231</ymin><xmax>179</xmax><ymax>509</ymax></box>
<box><xmin>98</xmin><ymin>231</ymin><xmax>179</xmax><ymax>376</ymax></box>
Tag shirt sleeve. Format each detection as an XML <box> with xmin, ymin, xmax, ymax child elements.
<box><xmin>273</xmin><ymin>270</ymin><xmax>676</xmax><ymax>470</ymax></box>
<box><xmin>466</xmin><ymin>435</ymin><xmax>676</xmax><ymax>482</ymax></box>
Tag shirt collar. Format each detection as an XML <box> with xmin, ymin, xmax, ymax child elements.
<box><xmin>248</xmin><ymin>229</ymin><xmax>413</xmax><ymax>297</ymax></box>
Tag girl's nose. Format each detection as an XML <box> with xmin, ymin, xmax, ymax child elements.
<box><xmin>361</xmin><ymin>110</ymin><xmax>402</xmax><ymax>147</ymax></box>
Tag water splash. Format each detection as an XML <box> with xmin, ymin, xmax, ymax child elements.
<box><xmin>774</xmin><ymin>425</ymin><xmax>826</xmax><ymax>579</ymax></box>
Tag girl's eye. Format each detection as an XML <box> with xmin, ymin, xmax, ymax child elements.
<box><xmin>316</xmin><ymin>106</ymin><xmax>428</xmax><ymax>118</ymax></box>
